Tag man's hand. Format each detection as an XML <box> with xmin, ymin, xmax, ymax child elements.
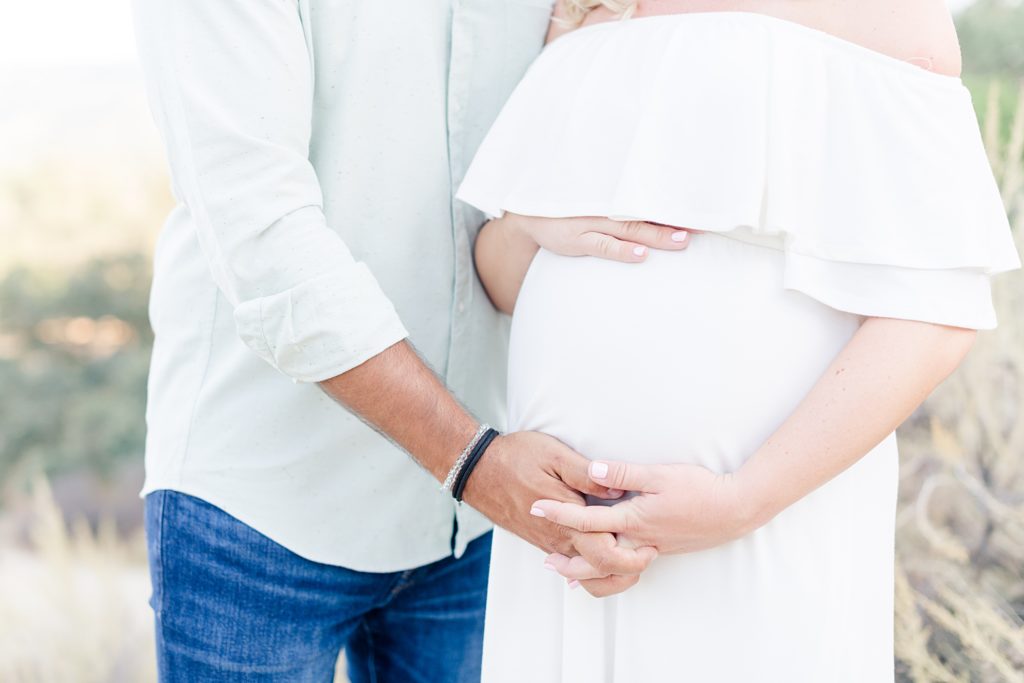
<box><xmin>318</xmin><ymin>339</ymin><xmax>659</xmax><ymax>594</ymax></box>
<box><xmin>461</xmin><ymin>433</ymin><xmax>658</xmax><ymax>588</ymax></box>
<box><xmin>460</xmin><ymin>432</ymin><xmax>618</xmax><ymax>555</ymax></box>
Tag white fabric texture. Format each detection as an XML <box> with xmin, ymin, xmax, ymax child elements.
<box><xmin>137</xmin><ymin>1</ymin><xmax>409</xmax><ymax>383</ymax></box>
<box><xmin>455</xmin><ymin>10</ymin><xmax>1021</xmax><ymax>682</ymax></box>
<box><xmin>486</xmin><ymin>241</ymin><xmax>897</xmax><ymax>682</ymax></box>
<box><xmin>457</xmin><ymin>11</ymin><xmax>1021</xmax><ymax>330</ymax></box>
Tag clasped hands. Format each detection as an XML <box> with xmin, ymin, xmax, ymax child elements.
<box><xmin>461</xmin><ymin>431</ymin><xmax>761</xmax><ymax>599</ymax></box>
<box><xmin>532</xmin><ymin>458</ymin><xmax>758</xmax><ymax>597</ymax></box>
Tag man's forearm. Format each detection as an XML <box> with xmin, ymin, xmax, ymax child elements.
<box><xmin>319</xmin><ymin>340</ymin><xmax>479</xmax><ymax>482</ymax></box>
<box><xmin>735</xmin><ymin>316</ymin><xmax>977</xmax><ymax>529</ymax></box>
<box><xmin>317</xmin><ymin>337</ymin><xmax>644</xmax><ymax>567</ymax></box>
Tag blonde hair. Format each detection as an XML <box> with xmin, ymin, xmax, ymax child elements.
<box><xmin>560</xmin><ymin>0</ymin><xmax>637</xmax><ymax>26</ymax></box>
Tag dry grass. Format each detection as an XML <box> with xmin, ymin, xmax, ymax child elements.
<box><xmin>0</xmin><ymin>481</ymin><xmax>351</xmax><ymax>682</ymax></box>
<box><xmin>894</xmin><ymin>81</ymin><xmax>1024</xmax><ymax>683</ymax></box>
<box><xmin>0</xmin><ymin>479</ymin><xmax>155</xmax><ymax>683</ymax></box>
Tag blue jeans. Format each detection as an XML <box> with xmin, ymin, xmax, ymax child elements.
<box><xmin>145</xmin><ymin>490</ymin><xmax>492</xmax><ymax>682</ymax></box>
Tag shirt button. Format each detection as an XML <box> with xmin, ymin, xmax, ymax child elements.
<box><xmin>457</xmin><ymin>301</ymin><xmax>466</xmax><ymax>314</ymax></box>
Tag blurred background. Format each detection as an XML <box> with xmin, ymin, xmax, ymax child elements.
<box><xmin>0</xmin><ymin>0</ymin><xmax>1021</xmax><ymax>681</ymax></box>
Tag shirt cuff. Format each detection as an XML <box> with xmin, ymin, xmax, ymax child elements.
<box><xmin>233</xmin><ymin>263</ymin><xmax>411</xmax><ymax>382</ymax></box>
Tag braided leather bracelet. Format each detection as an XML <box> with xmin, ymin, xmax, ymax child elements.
<box><xmin>452</xmin><ymin>427</ymin><xmax>500</xmax><ymax>502</ymax></box>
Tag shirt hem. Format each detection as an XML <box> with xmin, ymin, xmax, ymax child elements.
<box><xmin>138</xmin><ymin>480</ymin><xmax>493</xmax><ymax>573</ymax></box>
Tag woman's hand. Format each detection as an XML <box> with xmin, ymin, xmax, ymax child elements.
<box><xmin>529</xmin><ymin>460</ymin><xmax>756</xmax><ymax>596</ymax></box>
<box><xmin>474</xmin><ymin>212</ymin><xmax>699</xmax><ymax>314</ymax></box>
<box><xmin>504</xmin><ymin>212</ymin><xmax>697</xmax><ymax>263</ymax></box>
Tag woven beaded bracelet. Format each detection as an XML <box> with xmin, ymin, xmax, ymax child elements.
<box><xmin>440</xmin><ymin>423</ymin><xmax>490</xmax><ymax>494</ymax></box>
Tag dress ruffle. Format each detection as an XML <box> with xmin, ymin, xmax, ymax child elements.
<box><xmin>456</xmin><ymin>11</ymin><xmax>1021</xmax><ymax>329</ymax></box>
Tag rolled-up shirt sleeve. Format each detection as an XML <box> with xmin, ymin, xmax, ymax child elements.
<box><xmin>132</xmin><ymin>0</ymin><xmax>409</xmax><ymax>382</ymax></box>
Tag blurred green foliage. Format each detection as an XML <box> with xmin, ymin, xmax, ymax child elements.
<box><xmin>963</xmin><ymin>74</ymin><xmax>1022</xmax><ymax>150</ymax></box>
<box><xmin>0</xmin><ymin>256</ymin><xmax>153</xmax><ymax>486</ymax></box>
<box><xmin>958</xmin><ymin>1</ymin><xmax>1024</xmax><ymax>148</ymax></box>
<box><xmin>957</xmin><ymin>0</ymin><xmax>1024</xmax><ymax>77</ymax></box>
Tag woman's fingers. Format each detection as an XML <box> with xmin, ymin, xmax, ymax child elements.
<box><xmin>544</xmin><ymin>551</ymin><xmax>606</xmax><ymax>580</ymax></box>
<box><xmin>576</xmin><ymin>231</ymin><xmax>651</xmax><ymax>262</ymax></box>
<box><xmin>577</xmin><ymin>573</ymin><xmax>641</xmax><ymax>598</ymax></box>
<box><xmin>574</xmin><ymin>530</ymin><xmax>657</xmax><ymax>576</ymax></box>
<box><xmin>530</xmin><ymin>498</ymin><xmax>633</xmax><ymax>534</ymax></box>
<box><xmin>544</xmin><ymin>534</ymin><xmax>658</xmax><ymax>580</ymax></box>
<box><xmin>597</xmin><ymin>219</ymin><xmax>694</xmax><ymax>250</ymax></box>
<box><xmin>646</xmin><ymin>220</ymin><xmax>706</xmax><ymax>235</ymax></box>
<box><xmin>589</xmin><ymin>460</ymin><xmax>661</xmax><ymax>493</ymax></box>
<box><xmin>575</xmin><ymin>220</ymin><xmax>693</xmax><ymax>263</ymax></box>
<box><xmin>519</xmin><ymin>213</ymin><xmax>700</xmax><ymax>264</ymax></box>
<box><xmin>552</xmin><ymin>454</ymin><xmax>625</xmax><ymax>500</ymax></box>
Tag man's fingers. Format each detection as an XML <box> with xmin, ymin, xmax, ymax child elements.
<box><xmin>530</xmin><ymin>499</ymin><xmax>632</xmax><ymax>534</ymax></box>
<box><xmin>589</xmin><ymin>460</ymin><xmax>660</xmax><ymax>493</ymax></box>
<box><xmin>544</xmin><ymin>532</ymin><xmax>578</xmax><ymax>557</ymax></box>
<box><xmin>545</xmin><ymin>536</ymin><xmax>657</xmax><ymax>581</ymax></box>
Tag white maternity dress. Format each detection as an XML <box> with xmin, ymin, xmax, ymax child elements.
<box><xmin>455</xmin><ymin>11</ymin><xmax>1021</xmax><ymax>683</ymax></box>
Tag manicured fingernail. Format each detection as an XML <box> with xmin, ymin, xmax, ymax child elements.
<box><xmin>608</xmin><ymin>488</ymin><xmax>624</xmax><ymax>497</ymax></box>
<box><xmin>530</xmin><ymin>507</ymin><xmax>546</xmax><ymax>518</ymax></box>
<box><xmin>543</xmin><ymin>562</ymin><xmax>557</xmax><ymax>572</ymax></box>
<box><xmin>568</xmin><ymin>580</ymin><xmax>580</xmax><ymax>590</ymax></box>
<box><xmin>590</xmin><ymin>462</ymin><xmax>609</xmax><ymax>480</ymax></box>
<box><xmin>632</xmin><ymin>245</ymin><xmax>646</xmax><ymax>257</ymax></box>
<box><xmin>671</xmin><ymin>231</ymin><xmax>689</xmax><ymax>242</ymax></box>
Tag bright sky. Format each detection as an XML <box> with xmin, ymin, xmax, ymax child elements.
<box><xmin>0</xmin><ymin>0</ymin><xmax>138</xmax><ymax>68</ymax></box>
<box><xmin>0</xmin><ymin>0</ymin><xmax>980</xmax><ymax>68</ymax></box>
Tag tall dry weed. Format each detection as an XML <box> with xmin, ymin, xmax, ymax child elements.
<box><xmin>895</xmin><ymin>81</ymin><xmax>1024</xmax><ymax>683</ymax></box>
<box><xmin>0</xmin><ymin>478</ymin><xmax>155</xmax><ymax>683</ymax></box>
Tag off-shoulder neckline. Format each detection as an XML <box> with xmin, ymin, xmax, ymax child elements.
<box><xmin>549</xmin><ymin>10</ymin><xmax>964</xmax><ymax>88</ymax></box>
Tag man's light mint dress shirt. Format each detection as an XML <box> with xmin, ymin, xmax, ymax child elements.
<box><xmin>132</xmin><ymin>0</ymin><xmax>554</xmax><ymax>571</ymax></box>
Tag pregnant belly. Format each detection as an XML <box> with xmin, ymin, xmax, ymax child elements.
<box><xmin>496</xmin><ymin>231</ymin><xmax>900</xmax><ymax>683</ymax></box>
<box><xmin>506</xmin><ymin>232</ymin><xmax>863</xmax><ymax>474</ymax></box>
